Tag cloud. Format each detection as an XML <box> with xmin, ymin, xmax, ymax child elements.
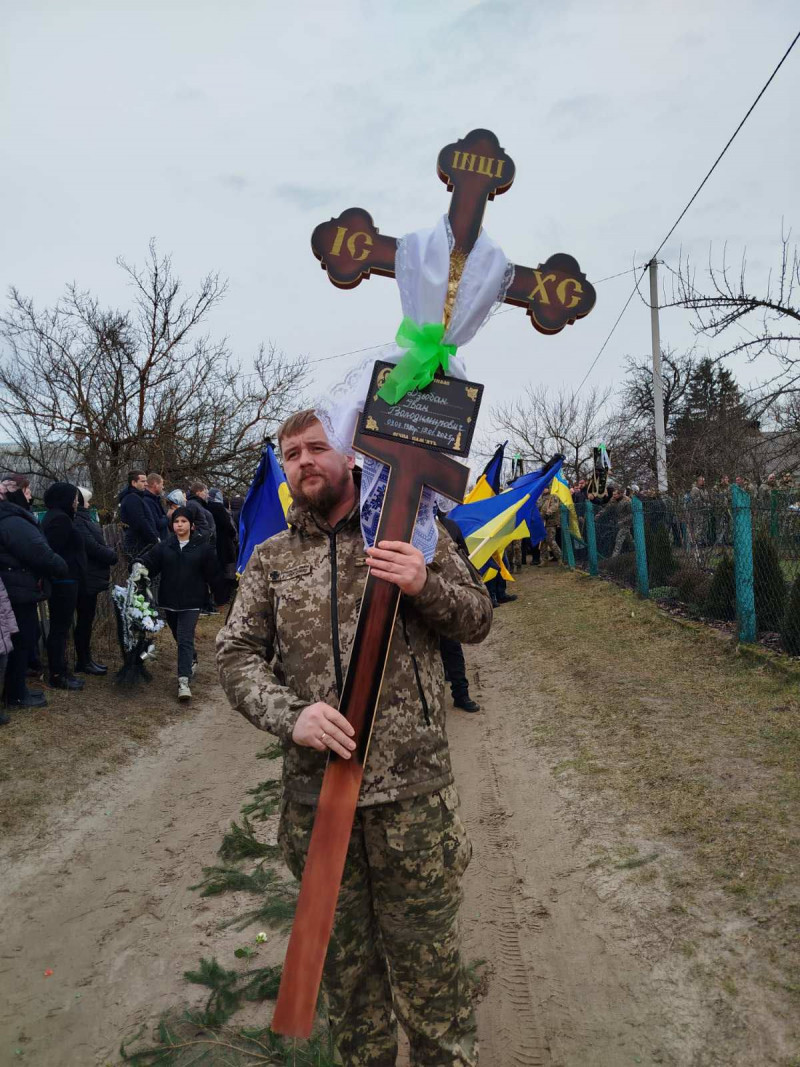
<box><xmin>274</xmin><ymin>183</ymin><xmax>340</xmax><ymax>210</ymax></box>
<box><xmin>219</xmin><ymin>174</ymin><xmax>249</xmax><ymax>192</ymax></box>
<box><xmin>546</xmin><ymin>94</ymin><xmax>612</xmax><ymax>140</ymax></box>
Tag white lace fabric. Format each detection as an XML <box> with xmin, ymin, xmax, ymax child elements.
<box><xmin>315</xmin><ymin>215</ymin><xmax>513</xmax><ymax>560</ymax></box>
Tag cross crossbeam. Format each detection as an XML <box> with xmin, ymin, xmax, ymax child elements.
<box><xmin>311</xmin><ymin>128</ymin><xmax>596</xmax><ymax>334</ymax></box>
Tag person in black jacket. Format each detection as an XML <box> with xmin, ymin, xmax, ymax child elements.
<box><xmin>41</xmin><ymin>482</ymin><xmax>87</xmax><ymax>690</ymax></box>
<box><xmin>144</xmin><ymin>473</ymin><xmax>169</xmax><ymax>541</ymax></box>
<box><xmin>138</xmin><ymin>507</ymin><xmax>224</xmax><ymax>701</ymax></box>
<box><xmin>185</xmin><ymin>482</ymin><xmax>216</xmax><ymax>543</ymax></box>
<box><xmin>206</xmin><ymin>488</ymin><xmax>238</xmax><ymax>595</ymax></box>
<box><xmin>118</xmin><ymin>470</ymin><xmax>160</xmax><ymax>565</ymax></box>
<box><xmin>0</xmin><ymin>497</ymin><xmax>67</xmax><ymax>708</ymax></box>
<box><xmin>74</xmin><ymin>488</ymin><xmax>118</xmax><ymax>675</ymax></box>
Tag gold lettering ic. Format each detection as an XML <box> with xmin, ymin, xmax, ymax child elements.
<box><xmin>494</xmin><ymin>159</ymin><xmax>505</xmax><ymax>179</ymax></box>
<box><xmin>329</xmin><ymin>225</ymin><xmax>347</xmax><ymax>257</ymax></box>
<box><xmin>346</xmin><ymin>231</ymin><xmax>373</xmax><ymax>261</ymax></box>
<box><xmin>476</xmin><ymin>155</ymin><xmax>496</xmax><ymax>176</ymax></box>
<box><xmin>529</xmin><ymin>271</ymin><xmax>557</xmax><ymax>305</ymax></box>
<box><xmin>556</xmin><ymin>278</ymin><xmax>583</xmax><ymax>309</ymax></box>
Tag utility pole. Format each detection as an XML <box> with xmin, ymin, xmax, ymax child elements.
<box><xmin>649</xmin><ymin>259</ymin><xmax>668</xmax><ymax>493</ymax></box>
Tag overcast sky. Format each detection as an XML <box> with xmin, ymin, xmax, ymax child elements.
<box><xmin>3</xmin><ymin>1</ymin><xmax>799</xmax><ymax>457</ymax></box>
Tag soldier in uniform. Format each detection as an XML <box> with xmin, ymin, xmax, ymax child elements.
<box><xmin>216</xmin><ymin>409</ymin><xmax>493</xmax><ymax>1067</ymax></box>
<box><xmin>537</xmin><ymin>487</ymin><xmax>562</xmax><ymax>562</ymax></box>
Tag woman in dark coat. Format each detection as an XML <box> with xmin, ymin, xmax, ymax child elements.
<box><xmin>74</xmin><ymin>488</ymin><xmax>118</xmax><ymax>675</ymax></box>
<box><xmin>138</xmin><ymin>507</ymin><xmax>224</xmax><ymax>701</ymax></box>
<box><xmin>41</xmin><ymin>482</ymin><xmax>87</xmax><ymax>690</ymax></box>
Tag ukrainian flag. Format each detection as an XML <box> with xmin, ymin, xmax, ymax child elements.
<box><xmin>236</xmin><ymin>444</ymin><xmax>292</xmax><ymax>575</ymax></box>
<box><xmin>549</xmin><ymin>469</ymin><xmax>582</xmax><ymax>541</ymax></box>
<box><xmin>448</xmin><ymin>460</ymin><xmax>557</xmax><ymax>579</ymax></box>
<box><xmin>463</xmin><ymin>442</ymin><xmax>506</xmax><ymax>504</ymax></box>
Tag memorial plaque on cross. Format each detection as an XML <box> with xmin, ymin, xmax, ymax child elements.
<box><xmin>271</xmin><ymin>129</ymin><xmax>596</xmax><ymax>1039</ymax></box>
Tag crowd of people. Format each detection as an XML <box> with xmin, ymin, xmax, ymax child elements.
<box><xmin>0</xmin><ymin>469</ymin><xmax>244</xmax><ymax>724</ymax></box>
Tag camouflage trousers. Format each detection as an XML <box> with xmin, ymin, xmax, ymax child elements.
<box><xmin>541</xmin><ymin>526</ymin><xmax>561</xmax><ymax>561</ymax></box>
<box><xmin>507</xmin><ymin>539</ymin><xmax>522</xmax><ymax>574</ymax></box>
<box><xmin>278</xmin><ymin>785</ymin><xmax>477</xmax><ymax>1067</ymax></box>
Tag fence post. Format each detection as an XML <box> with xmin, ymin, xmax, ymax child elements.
<box><xmin>731</xmin><ymin>484</ymin><xmax>756</xmax><ymax>643</ymax></box>
<box><xmin>584</xmin><ymin>499</ymin><xmax>599</xmax><ymax>576</ymax></box>
<box><xmin>560</xmin><ymin>505</ymin><xmax>575</xmax><ymax>569</ymax></box>
<box><xmin>631</xmin><ymin>497</ymin><xmax>649</xmax><ymax>598</ymax></box>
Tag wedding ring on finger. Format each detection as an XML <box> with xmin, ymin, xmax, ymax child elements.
<box><xmin>320</xmin><ymin>732</ymin><xmax>328</xmax><ymax>745</ymax></box>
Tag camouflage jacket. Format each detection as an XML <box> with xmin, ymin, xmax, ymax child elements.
<box><xmin>216</xmin><ymin>498</ymin><xmax>493</xmax><ymax>807</ymax></box>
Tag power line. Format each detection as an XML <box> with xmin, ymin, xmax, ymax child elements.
<box><xmin>574</xmin><ymin>270</ymin><xmax>648</xmax><ymax>395</ymax></box>
<box><xmin>575</xmin><ymin>26</ymin><xmax>800</xmax><ymax>394</ymax></box>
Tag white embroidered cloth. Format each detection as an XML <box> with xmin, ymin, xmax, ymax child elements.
<box><xmin>315</xmin><ymin>215</ymin><xmax>513</xmax><ymax>560</ymax></box>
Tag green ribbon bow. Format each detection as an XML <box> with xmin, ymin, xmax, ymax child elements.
<box><xmin>377</xmin><ymin>317</ymin><xmax>457</xmax><ymax>405</ymax></box>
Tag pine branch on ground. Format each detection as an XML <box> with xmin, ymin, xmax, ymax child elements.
<box><xmin>218</xmin><ymin>883</ymin><xmax>297</xmax><ymax>933</ymax></box>
<box><xmin>182</xmin><ymin>956</ymin><xmax>283</xmax><ymax>1027</ymax></box>
<box><xmin>190</xmin><ymin>862</ymin><xmax>289</xmax><ymax>900</ymax></box>
<box><xmin>218</xmin><ymin>816</ymin><xmax>282</xmax><ymax>862</ymax></box>
<box><xmin>241</xmin><ymin>779</ymin><xmax>282</xmax><ymax>821</ymax></box>
<box><xmin>120</xmin><ymin>1012</ymin><xmax>337</xmax><ymax>1066</ymax></box>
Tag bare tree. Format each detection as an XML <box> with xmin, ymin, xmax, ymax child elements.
<box><xmin>667</xmin><ymin>231</ymin><xmax>800</xmax><ymax>404</ymax></box>
<box><xmin>0</xmin><ymin>243</ymin><xmax>307</xmax><ymax>508</ymax></box>
<box><xmin>491</xmin><ymin>384</ymin><xmax>617</xmax><ymax>480</ymax></box>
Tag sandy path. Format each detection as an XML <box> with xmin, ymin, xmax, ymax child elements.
<box><xmin>1</xmin><ymin>593</ymin><xmax>718</xmax><ymax>1066</ymax></box>
<box><xmin>453</xmin><ymin>630</ymin><xmax>681</xmax><ymax>1067</ymax></box>
<box><xmin>0</xmin><ymin>689</ymin><xmax>272</xmax><ymax>1066</ymax></box>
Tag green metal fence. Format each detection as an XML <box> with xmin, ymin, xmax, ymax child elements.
<box><xmin>563</xmin><ymin>488</ymin><xmax>800</xmax><ymax>650</ymax></box>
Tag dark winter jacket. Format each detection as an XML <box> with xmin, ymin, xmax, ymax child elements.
<box><xmin>143</xmin><ymin>489</ymin><xmax>168</xmax><ymax>541</ymax></box>
<box><xmin>118</xmin><ymin>485</ymin><xmax>160</xmax><ymax>558</ymax></box>
<box><xmin>185</xmin><ymin>494</ymin><xmax>215</xmax><ymax>542</ymax></box>
<box><xmin>75</xmin><ymin>506</ymin><xmax>119</xmax><ymax>595</ymax></box>
<box><xmin>0</xmin><ymin>500</ymin><xmax>68</xmax><ymax>605</ymax></box>
<box><xmin>205</xmin><ymin>499</ymin><xmax>238</xmax><ymax>568</ymax></box>
<box><xmin>139</xmin><ymin>534</ymin><xmax>225</xmax><ymax>610</ymax></box>
<box><xmin>41</xmin><ymin>482</ymin><xmax>87</xmax><ymax>588</ymax></box>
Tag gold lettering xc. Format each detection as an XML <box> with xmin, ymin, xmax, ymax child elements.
<box><xmin>528</xmin><ymin>271</ymin><xmax>557</xmax><ymax>305</ymax></box>
<box><xmin>556</xmin><ymin>278</ymin><xmax>583</xmax><ymax>309</ymax></box>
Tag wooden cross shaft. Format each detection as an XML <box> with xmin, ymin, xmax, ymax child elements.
<box><xmin>270</xmin><ymin>430</ymin><xmax>469</xmax><ymax>1038</ymax></box>
<box><xmin>311</xmin><ymin>128</ymin><xmax>596</xmax><ymax>335</ymax></box>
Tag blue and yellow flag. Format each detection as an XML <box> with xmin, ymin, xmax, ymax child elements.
<box><xmin>550</xmin><ymin>469</ymin><xmax>582</xmax><ymax>541</ymax></box>
<box><xmin>464</xmin><ymin>441</ymin><xmax>506</xmax><ymax>504</ymax></box>
<box><xmin>449</xmin><ymin>459</ymin><xmax>556</xmax><ymax>576</ymax></box>
<box><xmin>236</xmin><ymin>445</ymin><xmax>292</xmax><ymax>575</ymax></box>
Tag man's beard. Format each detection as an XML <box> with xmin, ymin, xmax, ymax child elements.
<box><xmin>292</xmin><ymin>468</ymin><xmax>351</xmax><ymax>517</ymax></box>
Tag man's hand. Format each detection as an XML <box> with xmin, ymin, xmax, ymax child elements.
<box><xmin>365</xmin><ymin>540</ymin><xmax>427</xmax><ymax>595</ymax></box>
<box><xmin>292</xmin><ymin>702</ymin><xmax>356</xmax><ymax>759</ymax></box>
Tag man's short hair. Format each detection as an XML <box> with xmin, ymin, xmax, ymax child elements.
<box><xmin>147</xmin><ymin>472</ymin><xmax>163</xmax><ymax>486</ymax></box>
<box><xmin>189</xmin><ymin>481</ymin><xmax>207</xmax><ymax>494</ymax></box>
<box><xmin>278</xmin><ymin>409</ymin><xmax>321</xmax><ymax>450</ymax></box>
<box><xmin>128</xmin><ymin>469</ymin><xmax>146</xmax><ymax>485</ymax></box>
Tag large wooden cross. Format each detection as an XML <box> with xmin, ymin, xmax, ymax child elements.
<box><xmin>271</xmin><ymin>128</ymin><xmax>596</xmax><ymax>1039</ymax></box>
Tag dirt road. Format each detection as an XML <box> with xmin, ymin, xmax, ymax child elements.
<box><xmin>1</xmin><ymin>568</ymin><xmax>795</xmax><ymax>1065</ymax></box>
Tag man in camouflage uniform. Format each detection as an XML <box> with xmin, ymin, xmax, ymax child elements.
<box><xmin>537</xmin><ymin>487</ymin><xmax>561</xmax><ymax>562</ymax></box>
<box><xmin>600</xmin><ymin>487</ymin><xmax>633</xmax><ymax>557</ymax></box>
<box><xmin>216</xmin><ymin>409</ymin><xmax>493</xmax><ymax>1066</ymax></box>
